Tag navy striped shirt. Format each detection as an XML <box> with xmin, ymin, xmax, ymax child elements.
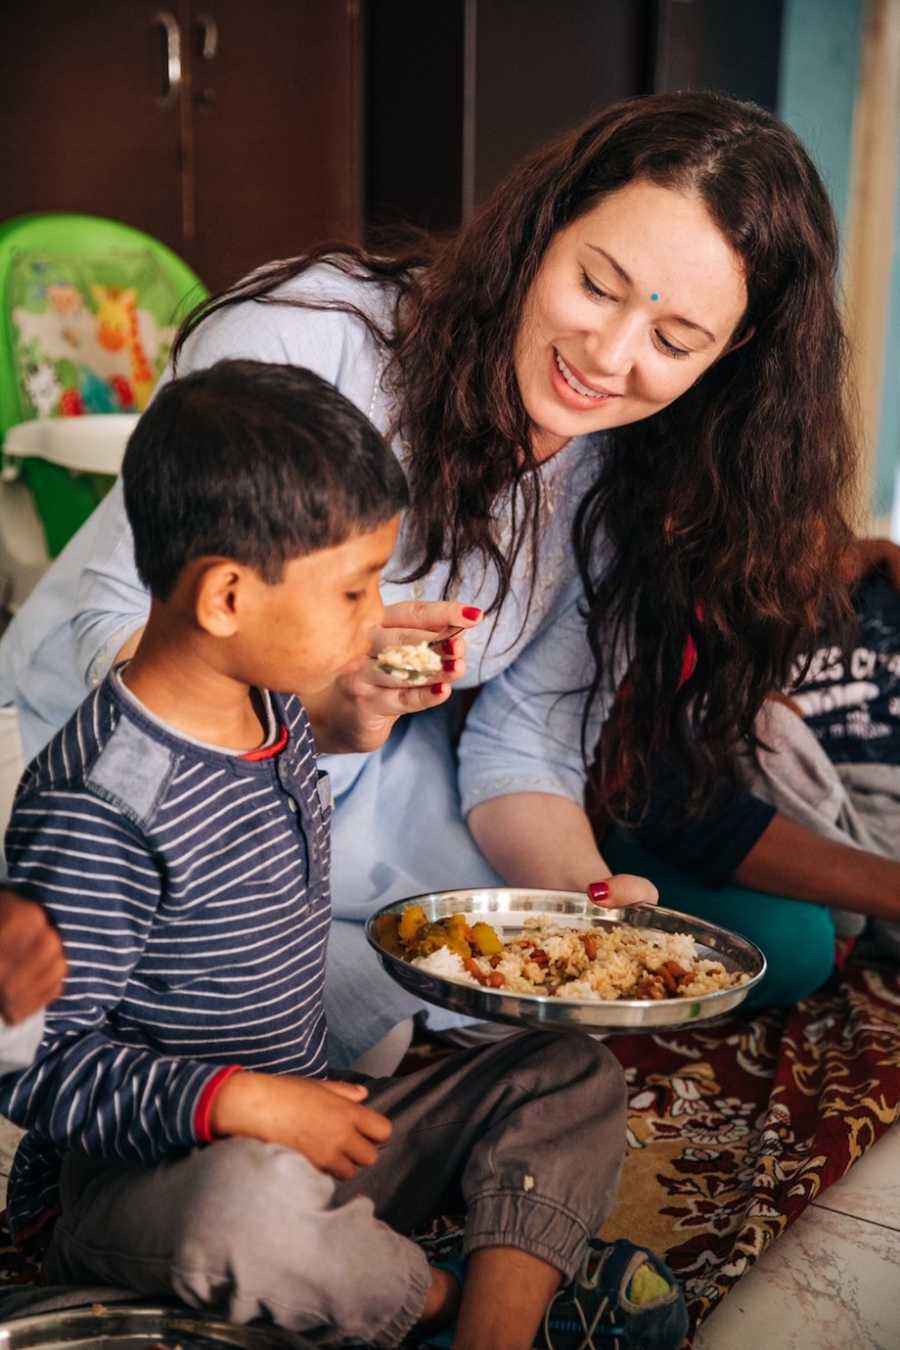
<box><xmin>0</xmin><ymin>675</ymin><xmax>332</xmax><ymax>1239</ymax></box>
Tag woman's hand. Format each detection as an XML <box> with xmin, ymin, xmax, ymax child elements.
<box><xmin>210</xmin><ymin>1072</ymin><xmax>392</xmax><ymax>1181</ymax></box>
<box><xmin>308</xmin><ymin>601</ymin><xmax>483</xmax><ymax>754</ymax></box>
<box><xmin>586</xmin><ymin>874</ymin><xmax>658</xmax><ymax>907</ymax></box>
<box><xmin>468</xmin><ymin>794</ymin><xmax>659</xmax><ymax>905</ymax></box>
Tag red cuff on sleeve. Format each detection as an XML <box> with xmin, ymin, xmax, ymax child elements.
<box><xmin>194</xmin><ymin>1064</ymin><xmax>245</xmax><ymax>1144</ymax></box>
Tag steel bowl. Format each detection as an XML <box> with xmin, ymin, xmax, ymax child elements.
<box><xmin>365</xmin><ymin>888</ymin><xmax>766</xmax><ymax>1032</ymax></box>
<box><xmin>0</xmin><ymin>1304</ymin><xmax>309</xmax><ymax>1349</ymax></box>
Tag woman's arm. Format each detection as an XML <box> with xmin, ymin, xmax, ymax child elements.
<box><xmin>468</xmin><ymin>792</ymin><xmax>656</xmax><ymax>904</ymax></box>
<box><xmin>459</xmin><ymin>578</ymin><xmax>656</xmax><ymax>905</ymax></box>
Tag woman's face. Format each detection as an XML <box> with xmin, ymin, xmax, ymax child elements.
<box><xmin>514</xmin><ymin>179</ymin><xmax>748</xmax><ymax>459</ymax></box>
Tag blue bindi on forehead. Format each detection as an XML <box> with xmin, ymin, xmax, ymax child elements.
<box><xmin>650</xmin><ymin>292</ymin><xmax>660</xmax><ymax>301</ymax></box>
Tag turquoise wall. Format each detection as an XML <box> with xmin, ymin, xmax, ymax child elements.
<box><xmin>881</xmin><ymin>174</ymin><xmax>900</xmax><ymax>522</ymax></box>
<box><xmin>779</xmin><ymin>0</ymin><xmax>900</xmax><ymax>522</ymax></box>
<box><xmin>779</xmin><ymin>0</ymin><xmax>863</xmax><ymax>234</ymax></box>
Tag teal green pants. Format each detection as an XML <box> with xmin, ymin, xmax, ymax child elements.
<box><xmin>601</xmin><ymin>833</ymin><xmax>836</xmax><ymax>1009</ymax></box>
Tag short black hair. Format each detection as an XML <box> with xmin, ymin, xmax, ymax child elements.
<box><xmin>122</xmin><ymin>359</ymin><xmax>408</xmax><ymax>599</ymax></box>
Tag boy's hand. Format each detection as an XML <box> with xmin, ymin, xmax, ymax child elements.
<box><xmin>311</xmin><ymin>601</ymin><xmax>482</xmax><ymax>753</ymax></box>
<box><xmin>210</xmin><ymin>1071</ymin><xmax>392</xmax><ymax>1180</ymax></box>
<box><xmin>0</xmin><ymin>891</ymin><xmax>67</xmax><ymax>1024</ymax></box>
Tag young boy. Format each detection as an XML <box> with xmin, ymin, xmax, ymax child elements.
<box><xmin>0</xmin><ymin>361</ymin><xmax>686</xmax><ymax>1349</ymax></box>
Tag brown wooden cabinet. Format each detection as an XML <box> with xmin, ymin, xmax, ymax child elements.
<box><xmin>3</xmin><ymin>4</ymin><xmax>187</xmax><ymax>256</ymax></box>
<box><xmin>3</xmin><ymin>2</ymin><xmax>785</xmax><ymax>287</ymax></box>
<box><xmin>187</xmin><ymin>0</ymin><xmax>363</xmax><ymax>288</ymax></box>
<box><xmin>365</xmin><ymin>0</ymin><xmax>784</xmax><ymax>237</ymax></box>
<box><xmin>1</xmin><ymin>1</ymin><xmax>363</xmax><ymax>291</ymax></box>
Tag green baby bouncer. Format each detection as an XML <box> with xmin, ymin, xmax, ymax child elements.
<box><xmin>0</xmin><ymin>213</ymin><xmax>205</xmax><ymax>609</ymax></box>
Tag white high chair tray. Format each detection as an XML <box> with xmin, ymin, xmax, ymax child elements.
<box><xmin>4</xmin><ymin>415</ymin><xmax>138</xmax><ymax>476</ymax></box>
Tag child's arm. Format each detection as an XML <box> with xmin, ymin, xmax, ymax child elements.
<box><xmin>209</xmin><ymin>1072</ymin><xmax>392</xmax><ymax>1181</ymax></box>
<box><xmin>0</xmin><ymin>889</ymin><xmax>66</xmax><ymax>1074</ymax></box>
<box><xmin>733</xmin><ymin>813</ymin><xmax>900</xmax><ymax>918</ymax></box>
<box><xmin>0</xmin><ymin>789</ymin><xmax>236</xmax><ymax>1165</ymax></box>
<box><xmin>0</xmin><ymin>890</ymin><xmax>66</xmax><ymax>1025</ymax></box>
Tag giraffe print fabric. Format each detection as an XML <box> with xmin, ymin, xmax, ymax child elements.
<box><xmin>8</xmin><ymin>250</ymin><xmax>180</xmax><ymax>421</ymax></box>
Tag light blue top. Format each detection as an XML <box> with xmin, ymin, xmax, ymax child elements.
<box><xmin>0</xmin><ymin>264</ymin><xmax>615</xmax><ymax>919</ymax></box>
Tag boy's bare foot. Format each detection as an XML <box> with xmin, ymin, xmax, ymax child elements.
<box><xmin>418</xmin><ymin>1240</ymin><xmax>689</xmax><ymax>1350</ymax></box>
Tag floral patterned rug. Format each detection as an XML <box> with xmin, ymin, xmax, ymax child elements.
<box><xmin>411</xmin><ymin>948</ymin><xmax>900</xmax><ymax>1343</ymax></box>
<box><xmin>2</xmin><ymin>951</ymin><xmax>899</xmax><ymax>1345</ymax></box>
<box><xmin>597</xmin><ymin>948</ymin><xmax>900</xmax><ymax>1338</ymax></box>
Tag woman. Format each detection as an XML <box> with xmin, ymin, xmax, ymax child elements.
<box><xmin>0</xmin><ymin>91</ymin><xmax>854</xmax><ymax>1061</ymax></box>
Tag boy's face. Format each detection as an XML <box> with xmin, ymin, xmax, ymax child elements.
<box><xmin>233</xmin><ymin>516</ymin><xmax>400</xmax><ymax>696</ymax></box>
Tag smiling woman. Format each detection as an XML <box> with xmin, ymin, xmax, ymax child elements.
<box><xmin>0</xmin><ymin>91</ymin><xmax>856</xmax><ymax>1062</ymax></box>
<box><xmin>514</xmin><ymin>181</ymin><xmax>748</xmax><ymax>457</ymax></box>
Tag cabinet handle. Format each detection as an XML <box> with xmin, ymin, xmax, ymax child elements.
<box><xmin>154</xmin><ymin>9</ymin><xmax>183</xmax><ymax>108</ymax></box>
<box><xmin>195</xmin><ymin>13</ymin><xmax>219</xmax><ymax>62</ymax></box>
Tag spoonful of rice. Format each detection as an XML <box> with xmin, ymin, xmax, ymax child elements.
<box><xmin>376</xmin><ymin>626</ymin><xmax>465</xmax><ymax>684</ymax></box>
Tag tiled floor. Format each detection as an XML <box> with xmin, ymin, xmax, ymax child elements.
<box><xmin>1</xmin><ymin>1116</ymin><xmax>898</xmax><ymax>1345</ymax></box>
<box><xmin>695</xmin><ymin>1121</ymin><xmax>900</xmax><ymax>1350</ymax></box>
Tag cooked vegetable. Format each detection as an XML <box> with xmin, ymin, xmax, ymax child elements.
<box><xmin>398</xmin><ymin>904</ymin><xmax>428</xmax><ymax>944</ymax></box>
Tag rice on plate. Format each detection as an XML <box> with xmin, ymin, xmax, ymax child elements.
<box><xmin>374</xmin><ymin>907</ymin><xmax>748</xmax><ymax>1003</ymax></box>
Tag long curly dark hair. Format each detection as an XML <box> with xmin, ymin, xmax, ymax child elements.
<box><xmin>173</xmin><ymin>90</ymin><xmax>857</xmax><ymax>816</ymax></box>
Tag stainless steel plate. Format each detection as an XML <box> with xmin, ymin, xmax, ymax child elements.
<box><xmin>366</xmin><ymin>889</ymin><xmax>766</xmax><ymax>1032</ymax></box>
<box><xmin>0</xmin><ymin>1305</ymin><xmax>309</xmax><ymax>1349</ymax></box>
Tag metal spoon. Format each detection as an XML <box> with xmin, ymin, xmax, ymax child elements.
<box><xmin>427</xmin><ymin>624</ymin><xmax>465</xmax><ymax>650</ymax></box>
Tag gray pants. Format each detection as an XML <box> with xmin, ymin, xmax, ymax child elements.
<box><xmin>44</xmin><ymin>1031</ymin><xmax>626</xmax><ymax>1347</ymax></box>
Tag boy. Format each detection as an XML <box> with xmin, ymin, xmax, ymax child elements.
<box><xmin>0</xmin><ymin>361</ymin><xmax>686</xmax><ymax>1349</ymax></box>
<box><xmin>739</xmin><ymin>552</ymin><xmax>900</xmax><ymax>952</ymax></box>
<box><xmin>610</xmin><ymin>541</ymin><xmax>900</xmax><ymax>970</ymax></box>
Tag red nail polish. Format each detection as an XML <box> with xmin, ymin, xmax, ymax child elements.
<box><xmin>441</xmin><ymin>640</ymin><xmax>455</xmax><ymax>655</ymax></box>
<box><xmin>431</xmin><ymin>683</ymin><xmax>446</xmax><ymax>695</ymax></box>
<box><xmin>588</xmin><ymin>881</ymin><xmax>610</xmax><ymax>904</ymax></box>
<box><xmin>462</xmin><ymin>606</ymin><xmax>482</xmax><ymax>620</ymax></box>
<box><xmin>442</xmin><ymin>658</ymin><xmax>457</xmax><ymax>672</ymax></box>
